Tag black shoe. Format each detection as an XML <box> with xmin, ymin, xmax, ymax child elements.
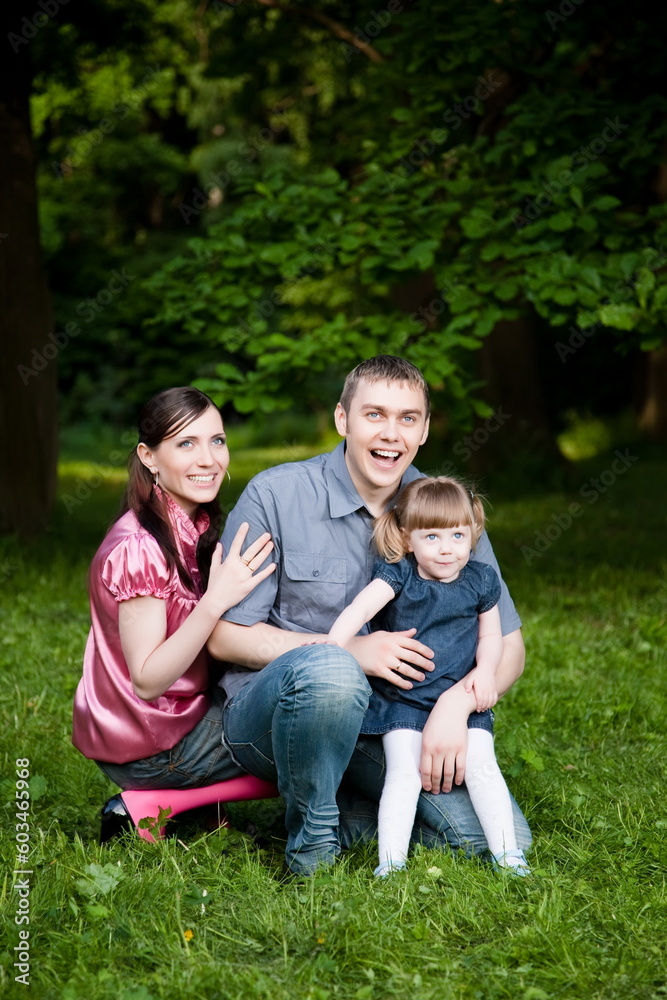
<box><xmin>99</xmin><ymin>794</ymin><xmax>134</xmax><ymax>844</ymax></box>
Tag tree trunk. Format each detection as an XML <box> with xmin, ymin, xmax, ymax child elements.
<box><xmin>638</xmin><ymin>157</ymin><xmax>667</xmax><ymax>440</ymax></box>
<box><xmin>638</xmin><ymin>347</ymin><xmax>667</xmax><ymax>440</ymax></box>
<box><xmin>0</xmin><ymin>10</ymin><xmax>57</xmax><ymax>536</ymax></box>
<box><xmin>472</xmin><ymin>316</ymin><xmax>565</xmax><ymax>477</ymax></box>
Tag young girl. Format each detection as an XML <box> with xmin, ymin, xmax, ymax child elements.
<box><xmin>323</xmin><ymin>476</ymin><xmax>530</xmax><ymax>877</ymax></box>
<box><xmin>72</xmin><ymin>387</ymin><xmax>275</xmax><ymax>795</ymax></box>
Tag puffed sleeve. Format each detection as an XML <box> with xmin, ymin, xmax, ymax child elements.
<box><xmin>101</xmin><ymin>532</ymin><xmax>174</xmax><ymax>602</ymax></box>
<box><xmin>371</xmin><ymin>557</ymin><xmax>408</xmax><ymax>596</ymax></box>
<box><xmin>477</xmin><ymin>563</ymin><xmax>502</xmax><ymax>614</ymax></box>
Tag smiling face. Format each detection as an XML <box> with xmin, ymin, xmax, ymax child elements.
<box><xmin>406</xmin><ymin>524</ymin><xmax>472</xmax><ymax>582</ymax></box>
<box><xmin>137</xmin><ymin>405</ymin><xmax>229</xmax><ymax>517</ymax></box>
<box><xmin>334</xmin><ymin>378</ymin><xmax>429</xmax><ymax>513</ymax></box>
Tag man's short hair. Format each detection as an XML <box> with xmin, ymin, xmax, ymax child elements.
<box><xmin>339</xmin><ymin>355</ymin><xmax>430</xmax><ymax>415</ymax></box>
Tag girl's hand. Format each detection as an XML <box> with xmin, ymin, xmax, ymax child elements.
<box><xmin>464</xmin><ymin>666</ymin><xmax>498</xmax><ymax>713</ymax></box>
<box><xmin>204</xmin><ymin>523</ymin><xmax>275</xmax><ymax>616</ymax></box>
<box><xmin>420</xmin><ymin>683</ymin><xmax>477</xmax><ymax>792</ymax></box>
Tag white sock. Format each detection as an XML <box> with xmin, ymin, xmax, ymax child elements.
<box><xmin>465</xmin><ymin>728</ymin><xmax>517</xmax><ymax>858</ymax></box>
<box><xmin>377</xmin><ymin>729</ymin><xmax>423</xmax><ymax>869</ymax></box>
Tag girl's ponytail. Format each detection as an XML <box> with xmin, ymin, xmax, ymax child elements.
<box><xmin>373</xmin><ymin>509</ymin><xmax>409</xmax><ymax>563</ymax></box>
<box><xmin>470</xmin><ymin>492</ymin><xmax>486</xmax><ymax>546</ymax></box>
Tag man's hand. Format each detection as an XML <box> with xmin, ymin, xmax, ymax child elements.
<box><xmin>347</xmin><ymin>629</ymin><xmax>434</xmax><ymax>690</ymax></box>
<box><xmin>463</xmin><ymin>664</ymin><xmax>498</xmax><ymax>713</ymax></box>
<box><xmin>419</xmin><ymin>683</ymin><xmax>477</xmax><ymax>793</ymax></box>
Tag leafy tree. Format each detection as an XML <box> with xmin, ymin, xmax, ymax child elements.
<box><xmin>1</xmin><ymin>0</ymin><xmax>198</xmax><ymax>532</ymax></box>
<box><xmin>147</xmin><ymin>0</ymin><xmax>667</xmax><ymax>447</ymax></box>
<box><xmin>5</xmin><ymin>0</ymin><xmax>667</xmax><ymax>535</ymax></box>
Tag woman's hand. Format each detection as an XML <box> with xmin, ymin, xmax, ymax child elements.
<box><xmin>202</xmin><ymin>523</ymin><xmax>275</xmax><ymax>617</ymax></box>
<box><xmin>419</xmin><ymin>682</ymin><xmax>477</xmax><ymax>793</ymax></box>
<box><xmin>122</xmin><ymin>524</ymin><xmax>274</xmax><ymax>702</ymax></box>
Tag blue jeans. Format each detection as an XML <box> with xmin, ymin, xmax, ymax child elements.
<box><xmin>223</xmin><ymin>645</ymin><xmax>372</xmax><ymax>875</ymax></box>
<box><xmin>337</xmin><ymin>735</ymin><xmax>532</xmax><ymax>858</ymax></box>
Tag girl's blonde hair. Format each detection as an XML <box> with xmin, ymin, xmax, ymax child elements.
<box><xmin>374</xmin><ymin>476</ymin><xmax>486</xmax><ymax>563</ymax></box>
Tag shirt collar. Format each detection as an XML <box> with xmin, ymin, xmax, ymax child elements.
<box><xmin>323</xmin><ymin>441</ymin><xmax>423</xmax><ymax>519</ymax></box>
<box><xmin>155</xmin><ymin>485</ymin><xmax>211</xmax><ymax>546</ymax></box>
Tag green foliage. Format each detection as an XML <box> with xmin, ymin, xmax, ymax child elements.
<box><xmin>29</xmin><ymin>0</ymin><xmax>667</xmax><ymax>428</ymax></box>
<box><xmin>146</xmin><ymin>163</ymin><xmax>481</xmax><ymax>415</ymax></box>
<box><xmin>143</xmin><ymin>1</ymin><xmax>667</xmax><ymax>420</ymax></box>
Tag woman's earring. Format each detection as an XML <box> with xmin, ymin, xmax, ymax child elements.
<box><xmin>226</xmin><ymin>470</ymin><xmax>231</xmax><ymax>483</ymax></box>
<box><xmin>153</xmin><ymin>470</ymin><xmax>159</xmax><ymax>488</ymax></box>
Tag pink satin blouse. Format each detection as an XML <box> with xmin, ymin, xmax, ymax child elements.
<box><xmin>72</xmin><ymin>492</ymin><xmax>212</xmax><ymax>764</ymax></box>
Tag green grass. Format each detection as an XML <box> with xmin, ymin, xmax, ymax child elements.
<box><xmin>1</xmin><ymin>442</ymin><xmax>666</xmax><ymax>999</ymax></box>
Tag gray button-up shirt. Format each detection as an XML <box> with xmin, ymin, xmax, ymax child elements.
<box><xmin>220</xmin><ymin>442</ymin><xmax>521</xmax><ymax>700</ymax></box>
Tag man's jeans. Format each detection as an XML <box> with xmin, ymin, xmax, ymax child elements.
<box><xmin>223</xmin><ymin>644</ymin><xmax>372</xmax><ymax>875</ymax></box>
<box><xmin>223</xmin><ymin>645</ymin><xmax>532</xmax><ymax>874</ymax></box>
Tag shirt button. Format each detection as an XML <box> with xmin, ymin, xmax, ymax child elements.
<box><xmin>313</xmin><ymin>570</ymin><xmax>319</xmax><ymax>577</ymax></box>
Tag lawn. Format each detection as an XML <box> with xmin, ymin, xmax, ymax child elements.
<box><xmin>1</xmin><ymin>436</ymin><xmax>666</xmax><ymax>1000</ymax></box>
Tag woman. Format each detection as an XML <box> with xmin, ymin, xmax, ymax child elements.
<box><xmin>72</xmin><ymin>387</ymin><xmax>274</xmax><ymax>791</ymax></box>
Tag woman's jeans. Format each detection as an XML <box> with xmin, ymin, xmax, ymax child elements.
<box><xmin>223</xmin><ymin>644</ymin><xmax>372</xmax><ymax>875</ymax></box>
<box><xmin>96</xmin><ymin>687</ymin><xmax>243</xmax><ymax>789</ymax></box>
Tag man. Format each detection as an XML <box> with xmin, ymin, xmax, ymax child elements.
<box><xmin>209</xmin><ymin>356</ymin><xmax>530</xmax><ymax>875</ymax></box>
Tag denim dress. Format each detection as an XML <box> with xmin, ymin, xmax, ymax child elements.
<box><xmin>360</xmin><ymin>556</ymin><xmax>501</xmax><ymax>736</ymax></box>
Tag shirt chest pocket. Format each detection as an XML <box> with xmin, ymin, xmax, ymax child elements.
<box><xmin>279</xmin><ymin>552</ymin><xmax>347</xmax><ymax>633</ymax></box>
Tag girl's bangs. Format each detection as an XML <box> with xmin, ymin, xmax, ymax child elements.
<box><xmin>401</xmin><ymin>483</ymin><xmax>474</xmax><ymax>531</ymax></box>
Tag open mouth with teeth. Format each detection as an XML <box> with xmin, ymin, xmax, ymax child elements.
<box><xmin>187</xmin><ymin>475</ymin><xmax>216</xmax><ymax>483</ymax></box>
<box><xmin>370</xmin><ymin>449</ymin><xmax>401</xmax><ymax>468</ymax></box>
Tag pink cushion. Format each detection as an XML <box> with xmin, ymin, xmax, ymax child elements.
<box><xmin>121</xmin><ymin>775</ymin><xmax>279</xmax><ymax>842</ymax></box>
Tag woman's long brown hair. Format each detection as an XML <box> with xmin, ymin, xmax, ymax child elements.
<box><xmin>118</xmin><ymin>387</ymin><xmax>223</xmax><ymax>592</ymax></box>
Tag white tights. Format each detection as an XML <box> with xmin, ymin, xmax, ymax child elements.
<box><xmin>378</xmin><ymin>727</ymin><xmax>517</xmax><ymax>868</ymax></box>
